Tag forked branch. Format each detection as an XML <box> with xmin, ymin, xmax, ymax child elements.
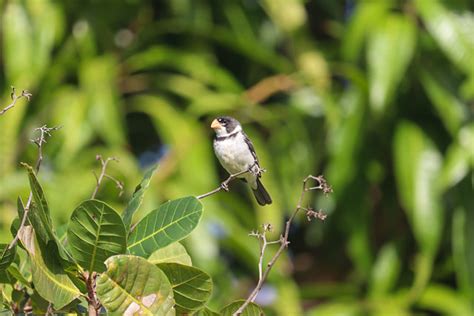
<box><xmin>8</xmin><ymin>125</ymin><xmax>61</xmax><ymax>250</ymax></box>
<box><xmin>0</xmin><ymin>87</ymin><xmax>32</xmax><ymax>116</ymax></box>
<box><xmin>91</xmin><ymin>155</ymin><xmax>123</xmax><ymax>199</ymax></box>
<box><xmin>233</xmin><ymin>175</ymin><xmax>332</xmax><ymax>315</ymax></box>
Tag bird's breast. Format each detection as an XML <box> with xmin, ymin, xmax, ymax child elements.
<box><xmin>213</xmin><ymin>135</ymin><xmax>255</xmax><ymax>175</ymax></box>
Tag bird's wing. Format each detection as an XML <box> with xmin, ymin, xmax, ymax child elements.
<box><xmin>242</xmin><ymin>132</ymin><xmax>260</xmax><ymax>166</ymax></box>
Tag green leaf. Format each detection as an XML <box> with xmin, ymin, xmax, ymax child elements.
<box><xmin>369</xmin><ymin>243</ymin><xmax>401</xmax><ymax>297</ymax></box>
<box><xmin>128</xmin><ymin>196</ymin><xmax>203</xmax><ymax>257</ymax></box>
<box><xmin>67</xmin><ymin>200</ymin><xmax>127</xmax><ymax>273</ymax></box>
<box><xmin>220</xmin><ymin>300</ymin><xmax>263</xmax><ymax>316</ymax></box>
<box><xmin>6</xmin><ymin>265</ymin><xmax>30</xmax><ymax>289</ymax></box>
<box><xmin>18</xmin><ymin>226</ymin><xmax>80</xmax><ymax>309</ymax></box>
<box><xmin>148</xmin><ymin>242</ymin><xmax>192</xmax><ymax>266</ymax></box>
<box><xmin>393</xmin><ymin>121</ymin><xmax>443</xmax><ymax>256</ymax></box>
<box><xmin>122</xmin><ymin>164</ymin><xmax>158</xmax><ymax>231</ymax></box>
<box><xmin>418</xmin><ymin>284</ymin><xmax>472</xmax><ymax>315</ymax></box>
<box><xmin>0</xmin><ymin>245</ymin><xmax>16</xmax><ymax>272</ymax></box>
<box><xmin>21</xmin><ymin>163</ymin><xmax>54</xmax><ymax>244</ymax></box>
<box><xmin>96</xmin><ymin>255</ymin><xmax>175</xmax><ymax>315</ymax></box>
<box><xmin>367</xmin><ymin>14</ymin><xmax>416</xmax><ymax>113</ymax></box>
<box><xmin>415</xmin><ymin>0</ymin><xmax>474</xmax><ymax>77</ymax></box>
<box><xmin>157</xmin><ymin>263</ymin><xmax>212</xmax><ymax>313</ymax></box>
<box><xmin>195</xmin><ymin>307</ymin><xmax>220</xmax><ymax>316</ymax></box>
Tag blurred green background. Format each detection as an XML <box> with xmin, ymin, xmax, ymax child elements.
<box><xmin>0</xmin><ymin>0</ymin><xmax>473</xmax><ymax>314</ymax></box>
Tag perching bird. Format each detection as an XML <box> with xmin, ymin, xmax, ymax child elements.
<box><xmin>211</xmin><ymin>116</ymin><xmax>272</xmax><ymax>206</ymax></box>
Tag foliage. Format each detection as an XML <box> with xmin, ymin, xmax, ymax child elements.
<box><xmin>0</xmin><ymin>0</ymin><xmax>473</xmax><ymax>315</ymax></box>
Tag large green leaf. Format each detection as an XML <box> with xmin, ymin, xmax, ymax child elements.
<box><xmin>220</xmin><ymin>300</ymin><xmax>264</xmax><ymax>316</ymax></box>
<box><xmin>393</xmin><ymin>121</ymin><xmax>443</xmax><ymax>256</ymax></box>
<box><xmin>0</xmin><ymin>245</ymin><xmax>16</xmax><ymax>272</ymax></box>
<box><xmin>157</xmin><ymin>263</ymin><xmax>212</xmax><ymax>313</ymax></box>
<box><xmin>128</xmin><ymin>196</ymin><xmax>203</xmax><ymax>257</ymax></box>
<box><xmin>96</xmin><ymin>255</ymin><xmax>175</xmax><ymax>315</ymax></box>
<box><xmin>367</xmin><ymin>14</ymin><xmax>416</xmax><ymax>113</ymax></box>
<box><xmin>415</xmin><ymin>0</ymin><xmax>474</xmax><ymax>77</ymax></box>
<box><xmin>195</xmin><ymin>307</ymin><xmax>220</xmax><ymax>316</ymax></box>
<box><xmin>67</xmin><ymin>200</ymin><xmax>127</xmax><ymax>273</ymax></box>
<box><xmin>18</xmin><ymin>226</ymin><xmax>80</xmax><ymax>309</ymax></box>
<box><xmin>122</xmin><ymin>164</ymin><xmax>158</xmax><ymax>231</ymax></box>
<box><xmin>369</xmin><ymin>243</ymin><xmax>401</xmax><ymax>297</ymax></box>
<box><xmin>148</xmin><ymin>242</ymin><xmax>192</xmax><ymax>266</ymax></box>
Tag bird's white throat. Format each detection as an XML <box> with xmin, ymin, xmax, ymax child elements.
<box><xmin>214</xmin><ymin>124</ymin><xmax>242</xmax><ymax>137</ymax></box>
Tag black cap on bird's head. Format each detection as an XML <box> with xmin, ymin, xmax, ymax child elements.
<box><xmin>211</xmin><ymin>116</ymin><xmax>241</xmax><ymax>135</ymax></box>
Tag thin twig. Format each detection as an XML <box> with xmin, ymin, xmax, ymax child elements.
<box><xmin>196</xmin><ymin>164</ymin><xmax>265</xmax><ymax>200</ymax></box>
<box><xmin>8</xmin><ymin>125</ymin><xmax>61</xmax><ymax>250</ymax></box>
<box><xmin>0</xmin><ymin>87</ymin><xmax>32</xmax><ymax>116</ymax></box>
<box><xmin>91</xmin><ymin>155</ymin><xmax>122</xmax><ymax>199</ymax></box>
<box><xmin>233</xmin><ymin>175</ymin><xmax>332</xmax><ymax>315</ymax></box>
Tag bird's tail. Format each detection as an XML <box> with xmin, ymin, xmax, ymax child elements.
<box><xmin>252</xmin><ymin>178</ymin><xmax>272</xmax><ymax>206</ymax></box>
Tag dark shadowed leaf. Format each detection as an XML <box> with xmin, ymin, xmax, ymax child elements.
<box><xmin>0</xmin><ymin>244</ymin><xmax>16</xmax><ymax>272</ymax></box>
<box><xmin>148</xmin><ymin>242</ymin><xmax>192</xmax><ymax>266</ymax></box>
<box><xmin>96</xmin><ymin>255</ymin><xmax>175</xmax><ymax>315</ymax></box>
<box><xmin>220</xmin><ymin>300</ymin><xmax>264</xmax><ymax>316</ymax></box>
<box><xmin>157</xmin><ymin>263</ymin><xmax>212</xmax><ymax>313</ymax></box>
<box><xmin>122</xmin><ymin>164</ymin><xmax>158</xmax><ymax>231</ymax></box>
<box><xmin>67</xmin><ymin>200</ymin><xmax>127</xmax><ymax>273</ymax></box>
<box><xmin>128</xmin><ymin>196</ymin><xmax>203</xmax><ymax>257</ymax></box>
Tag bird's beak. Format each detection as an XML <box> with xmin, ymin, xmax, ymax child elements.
<box><xmin>211</xmin><ymin>119</ymin><xmax>221</xmax><ymax>129</ymax></box>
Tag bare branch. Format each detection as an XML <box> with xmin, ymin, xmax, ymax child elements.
<box><xmin>196</xmin><ymin>164</ymin><xmax>265</xmax><ymax>200</ymax></box>
<box><xmin>233</xmin><ymin>175</ymin><xmax>332</xmax><ymax>315</ymax></box>
<box><xmin>91</xmin><ymin>155</ymin><xmax>122</xmax><ymax>199</ymax></box>
<box><xmin>0</xmin><ymin>86</ymin><xmax>32</xmax><ymax>116</ymax></box>
<box><xmin>8</xmin><ymin>125</ymin><xmax>61</xmax><ymax>250</ymax></box>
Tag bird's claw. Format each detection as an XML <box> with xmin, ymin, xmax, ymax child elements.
<box><xmin>220</xmin><ymin>182</ymin><xmax>229</xmax><ymax>191</ymax></box>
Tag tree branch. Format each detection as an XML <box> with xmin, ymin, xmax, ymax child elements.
<box><xmin>196</xmin><ymin>164</ymin><xmax>265</xmax><ymax>200</ymax></box>
<box><xmin>233</xmin><ymin>175</ymin><xmax>332</xmax><ymax>315</ymax></box>
<box><xmin>8</xmin><ymin>125</ymin><xmax>61</xmax><ymax>250</ymax></box>
<box><xmin>91</xmin><ymin>155</ymin><xmax>123</xmax><ymax>199</ymax></box>
<box><xmin>0</xmin><ymin>87</ymin><xmax>32</xmax><ymax>116</ymax></box>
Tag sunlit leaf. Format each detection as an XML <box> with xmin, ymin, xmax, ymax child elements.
<box><xmin>369</xmin><ymin>243</ymin><xmax>401</xmax><ymax>297</ymax></box>
<box><xmin>18</xmin><ymin>226</ymin><xmax>80</xmax><ymax>309</ymax></box>
<box><xmin>368</xmin><ymin>14</ymin><xmax>416</xmax><ymax>113</ymax></box>
<box><xmin>67</xmin><ymin>200</ymin><xmax>127</xmax><ymax>273</ymax></box>
<box><xmin>96</xmin><ymin>255</ymin><xmax>175</xmax><ymax>315</ymax></box>
<box><xmin>195</xmin><ymin>307</ymin><xmax>220</xmax><ymax>316</ymax></box>
<box><xmin>122</xmin><ymin>164</ymin><xmax>158</xmax><ymax>231</ymax></box>
<box><xmin>148</xmin><ymin>242</ymin><xmax>192</xmax><ymax>266</ymax></box>
<box><xmin>157</xmin><ymin>263</ymin><xmax>212</xmax><ymax>313</ymax></box>
<box><xmin>418</xmin><ymin>284</ymin><xmax>472</xmax><ymax>315</ymax></box>
<box><xmin>220</xmin><ymin>300</ymin><xmax>263</xmax><ymax>316</ymax></box>
<box><xmin>128</xmin><ymin>196</ymin><xmax>203</xmax><ymax>258</ymax></box>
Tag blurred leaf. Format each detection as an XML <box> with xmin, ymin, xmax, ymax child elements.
<box><xmin>262</xmin><ymin>0</ymin><xmax>306</xmax><ymax>32</ymax></box>
<box><xmin>220</xmin><ymin>300</ymin><xmax>263</xmax><ymax>316</ymax></box>
<box><xmin>368</xmin><ymin>14</ymin><xmax>416</xmax><ymax>113</ymax></box>
<box><xmin>416</xmin><ymin>1</ymin><xmax>474</xmax><ymax>77</ymax></box>
<box><xmin>452</xmin><ymin>207</ymin><xmax>474</xmax><ymax>303</ymax></box>
<box><xmin>440</xmin><ymin>142</ymin><xmax>470</xmax><ymax>190</ymax></box>
<box><xmin>0</xmin><ymin>245</ymin><xmax>15</xmax><ymax>273</ymax></box>
<box><xmin>148</xmin><ymin>242</ymin><xmax>192</xmax><ymax>266</ymax></box>
<box><xmin>6</xmin><ymin>265</ymin><xmax>30</xmax><ymax>289</ymax></box>
<box><xmin>419</xmin><ymin>70</ymin><xmax>467</xmax><ymax>135</ymax></box>
<box><xmin>418</xmin><ymin>284</ymin><xmax>472</xmax><ymax>315</ymax></box>
<box><xmin>275</xmin><ymin>279</ymin><xmax>302</xmax><ymax>315</ymax></box>
<box><xmin>369</xmin><ymin>243</ymin><xmax>401</xmax><ymax>297</ymax></box>
<box><xmin>18</xmin><ymin>226</ymin><xmax>80</xmax><ymax>309</ymax></box>
<box><xmin>126</xmin><ymin>46</ymin><xmax>242</xmax><ymax>92</ymax></box>
<box><xmin>343</xmin><ymin>1</ymin><xmax>390</xmax><ymax>61</ymax></box>
<box><xmin>80</xmin><ymin>56</ymin><xmax>125</xmax><ymax>146</ymax></box>
<box><xmin>157</xmin><ymin>263</ymin><xmax>212</xmax><ymax>313</ymax></box>
<box><xmin>128</xmin><ymin>196</ymin><xmax>203</xmax><ymax>257</ymax></box>
<box><xmin>123</xmin><ymin>164</ymin><xmax>158</xmax><ymax>231</ymax></box>
<box><xmin>96</xmin><ymin>255</ymin><xmax>175</xmax><ymax>315</ymax></box>
<box><xmin>67</xmin><ymin>200</ymin><xmax>127</xmax><ymax>273</ymax></box>
<box><xmin>393</xmin><ymin>121</ymin><xmax>443</xmax><ymax>256</ymax></box>
<box><xmin>306</xmin><ymin>301</ymin><xmax>361</xmax><ymax>316</ymax></box>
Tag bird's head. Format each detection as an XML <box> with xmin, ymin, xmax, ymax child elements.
<box><xmin>211</xmin><ymin>116</ymin><xmax>241</xmax><ymax>136</ymax></box>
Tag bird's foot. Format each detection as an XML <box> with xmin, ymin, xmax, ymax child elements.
<box><xmin>220</xmin><ymin>182</ymin><xmax>229</xmax><ymax>191</ymax></box>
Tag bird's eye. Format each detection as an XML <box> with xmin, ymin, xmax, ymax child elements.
<box><xmin>218</xmin><ymin>118</ymin><xmax>226</xmax><ymax>124</ymax></box>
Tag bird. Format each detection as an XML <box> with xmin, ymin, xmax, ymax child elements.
<box><xmin>211</xmin><ymin>116</ymin><xmax>272</xmax><ymax>206</ymax></box>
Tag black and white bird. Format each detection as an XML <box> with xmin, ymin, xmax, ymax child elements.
<box><xmin>211</xmin><ymin>116</ymin><xmax>272</xmax><ymax>206</ymax></box>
